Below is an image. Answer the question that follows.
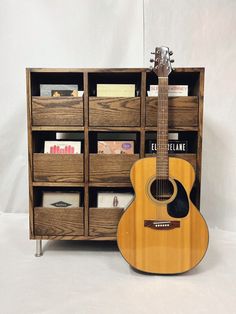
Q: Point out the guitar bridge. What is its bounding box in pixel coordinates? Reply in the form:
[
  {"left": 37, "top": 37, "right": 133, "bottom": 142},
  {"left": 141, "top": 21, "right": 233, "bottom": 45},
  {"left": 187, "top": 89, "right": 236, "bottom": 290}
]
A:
[{"left": 144, "top": 220, "right": 180, "bottom": 230}]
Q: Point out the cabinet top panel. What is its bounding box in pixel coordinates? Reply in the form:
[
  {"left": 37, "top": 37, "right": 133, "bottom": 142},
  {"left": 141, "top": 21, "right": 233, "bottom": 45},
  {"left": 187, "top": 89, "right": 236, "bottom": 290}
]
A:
[{"left": 27, "top": 67, "right": 204, "bottom": 73}]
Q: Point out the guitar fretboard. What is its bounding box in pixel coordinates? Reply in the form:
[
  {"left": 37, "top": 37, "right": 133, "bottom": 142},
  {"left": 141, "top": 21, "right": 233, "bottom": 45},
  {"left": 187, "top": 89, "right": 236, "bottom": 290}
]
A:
[{"left": 156, "top": 77, "right": 169, "bottom": 179}]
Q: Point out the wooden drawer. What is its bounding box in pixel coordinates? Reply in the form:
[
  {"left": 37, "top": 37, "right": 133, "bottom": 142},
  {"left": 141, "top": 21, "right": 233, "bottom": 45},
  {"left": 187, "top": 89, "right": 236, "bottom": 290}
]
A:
[
  {"left": 145, "top": 153, "right": 197, "bottom": 170},
  {"left": 89, "top": 97, "right": 140, "bottom": 126},
  {"left": 34, "top": 207, "right": 84, "bottom": 236},
  {"left": 89, "top": 154, "right": 139, "bottom": 183},
  {"left": 32, "top": 97, "right": 84, "bottom": 126},
  {"left": 146, "top": 97, "right": 198, "bottom": 128},
  {"left": 33, "top": 153, "right": 84, "bottom": 182},
  {"left": 89, "top": 207, "right": 123, "bottom": 237}
]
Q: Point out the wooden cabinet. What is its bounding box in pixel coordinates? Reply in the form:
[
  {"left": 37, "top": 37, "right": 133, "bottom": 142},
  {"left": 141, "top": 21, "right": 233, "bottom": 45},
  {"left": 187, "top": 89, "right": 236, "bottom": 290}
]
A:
[{"left": 26, "top": 68, "right": 204, "bottom": 241}]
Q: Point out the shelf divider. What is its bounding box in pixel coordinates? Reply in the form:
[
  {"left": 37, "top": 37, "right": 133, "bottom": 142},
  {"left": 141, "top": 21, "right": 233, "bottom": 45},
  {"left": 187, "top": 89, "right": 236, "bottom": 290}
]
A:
[{"left": 83, "top": 71, "right": 89, "bottom": 237}]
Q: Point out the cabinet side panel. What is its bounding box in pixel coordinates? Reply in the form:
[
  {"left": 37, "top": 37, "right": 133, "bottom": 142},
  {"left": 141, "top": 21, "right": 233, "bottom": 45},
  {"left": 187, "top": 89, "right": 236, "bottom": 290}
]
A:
[
  {"left": 196, "top": 69, "right": 205, "bottom": 208},
  {"left": 26, "top": 69, "right": 34, "bottom": 238}
]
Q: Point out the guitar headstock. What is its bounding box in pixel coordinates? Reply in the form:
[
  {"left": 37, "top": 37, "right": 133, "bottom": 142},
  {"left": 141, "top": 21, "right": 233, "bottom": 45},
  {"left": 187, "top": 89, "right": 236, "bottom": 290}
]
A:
[{"left": 150, "top": 47, "right": 174, "bottom": 77}]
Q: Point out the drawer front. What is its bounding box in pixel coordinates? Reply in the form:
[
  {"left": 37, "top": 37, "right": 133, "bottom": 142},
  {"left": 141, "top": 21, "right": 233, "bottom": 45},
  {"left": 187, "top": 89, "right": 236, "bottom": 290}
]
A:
[
  {"left": 32, "top": 97, "right": 84, "bottom": 126},
  {"left": 33, "top": 154, "right": 84, "bottom": 182},
  {"left": 89, "top": 154, "right": 139, "bottom": 183},
  {"left": 146, "top": 97, "right": 198, "bottom": 127},
  {"left": 89, "top": 207, "right": 123, "bottom": 237},
  {"left": 34, "top": 207, "right": 84, "bottom": 236},
  {"left": 89, "top": 97, "right": 140, "bottom": 126}
]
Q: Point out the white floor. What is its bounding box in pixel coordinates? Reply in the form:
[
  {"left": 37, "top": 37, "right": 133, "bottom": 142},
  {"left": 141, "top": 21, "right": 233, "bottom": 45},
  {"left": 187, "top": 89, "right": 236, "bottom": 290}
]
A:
[{"left": 0, "top": 213, "right": 236, "bottom": 314}]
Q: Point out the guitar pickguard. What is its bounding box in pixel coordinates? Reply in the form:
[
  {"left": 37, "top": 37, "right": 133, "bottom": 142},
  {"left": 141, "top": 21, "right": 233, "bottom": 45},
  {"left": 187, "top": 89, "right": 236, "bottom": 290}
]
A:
[{"left": 167, "top": 179, "right": 189, "bottom": 218}]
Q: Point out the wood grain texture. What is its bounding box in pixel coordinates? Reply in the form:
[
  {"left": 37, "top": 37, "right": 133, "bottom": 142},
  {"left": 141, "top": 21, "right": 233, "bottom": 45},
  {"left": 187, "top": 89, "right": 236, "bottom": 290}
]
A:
[
  {"left": 26, "top": 69, "right": 34, "bottom": 238},
  {"left": 89, "top": 154, "right": 139, "bottom": 183},
  {"left": 140, "top": 72, "right": 146, "bottom": 159},
  {"left": 32, "top": 126, "right": 84, "bottom": 131},
  {"left": 29, "top": 68, "right": 145, "bottom": 73},
  {"left": 196, "top": 69, "right": 205, "bottom": 207},
  {"left": 83, "top": 71, "right": 89, "bottom": 236},
  {"left": 89, "top": 207, "right": 124, "bottom": 236},
  {"left": 89, "top": 97, "right": 140, "bottom": 126},
  {"left": 28, "top": 67, "right": 204, "bottom": 73},
  {"left": 117, "top": 157, "right": 209, "bottom": 274},
  {"left": 32, "top": 96, "right": 83, "bottom": 126},
  {"left": 145, "top": 126, "right": 198, "bottom": 131},
  {"left": 88, "top": 126, "right": 141, "bottom": 131},
  {"left": 145, "top": 153, "right": 196, "bottom": 170},
  {"left": 34, "top": 207, "right": 84, "bottom": 236},
  {"left": 146, "top": 97, "right": 198, "bottom": 127},
  {"left": 88, "top": 182, "right": 132, "bottom": 187},
  {"left": 27, "top": 68, "right": 204, "bottom": 241},
  {"left": 32, "top": 235, "right": 117, "bottom": 240},
  {"left": 33, "top": 154, "right": 84, "bottom": 182},
  {"left": 32, "top": 182, "right": 84, "bottom": 187}
]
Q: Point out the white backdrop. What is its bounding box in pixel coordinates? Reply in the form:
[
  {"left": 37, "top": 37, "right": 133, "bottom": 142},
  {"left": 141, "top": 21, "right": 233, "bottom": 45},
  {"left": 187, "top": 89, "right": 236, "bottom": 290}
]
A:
[{"left": 0, "top": 0, "right": 235, "bottom": 232}]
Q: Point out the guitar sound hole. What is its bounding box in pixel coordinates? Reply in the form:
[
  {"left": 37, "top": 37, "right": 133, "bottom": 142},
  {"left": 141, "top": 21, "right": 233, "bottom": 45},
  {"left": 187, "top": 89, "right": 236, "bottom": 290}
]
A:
[{"left": 150, "top": 179, "right": 174, "bottom": 202}]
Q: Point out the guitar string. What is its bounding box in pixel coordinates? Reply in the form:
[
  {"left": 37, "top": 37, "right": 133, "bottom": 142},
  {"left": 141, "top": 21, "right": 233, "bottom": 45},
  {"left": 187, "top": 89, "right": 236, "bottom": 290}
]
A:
[
  {"left": 165, "top": 78, "right": 169, "bottom": 202},
  {"left": 156, "top": 76, "right": 169, "bottom": 215},
  {"left": 160, "top": 78, "right": 168, "bottom": 203},
  {"left": 161, "top": 78, "right": 164, "bottom": 202}
]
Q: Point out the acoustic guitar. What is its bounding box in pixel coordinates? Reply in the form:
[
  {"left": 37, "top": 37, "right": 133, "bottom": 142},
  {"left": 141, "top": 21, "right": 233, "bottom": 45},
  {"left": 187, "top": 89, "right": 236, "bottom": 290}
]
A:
[{"left": 117, "top": 47, "right": 209, "bottom": 274}]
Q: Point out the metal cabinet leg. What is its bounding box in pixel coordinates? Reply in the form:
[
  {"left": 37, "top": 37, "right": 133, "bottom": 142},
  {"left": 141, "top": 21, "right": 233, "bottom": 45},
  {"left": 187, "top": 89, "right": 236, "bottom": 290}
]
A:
[{"left": 35, "top": 240, "right": 43, "bottom": 257}]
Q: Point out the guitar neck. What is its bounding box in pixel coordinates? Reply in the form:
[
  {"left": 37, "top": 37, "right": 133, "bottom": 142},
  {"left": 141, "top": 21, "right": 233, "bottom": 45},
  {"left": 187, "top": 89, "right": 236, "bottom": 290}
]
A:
[{"left": 156, "top": 77, "right": 169, "bottom": 179}]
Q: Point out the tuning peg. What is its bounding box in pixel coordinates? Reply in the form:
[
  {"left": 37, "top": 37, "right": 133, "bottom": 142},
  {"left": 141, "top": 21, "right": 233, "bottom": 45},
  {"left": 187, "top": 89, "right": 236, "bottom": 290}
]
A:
[
  {"left": 169, "top": 51, "right": 173, "bottom": 56},
  {"left": 150, "top": 59, "right": 155, "bottom": 63},
  {"left": 170, "top": 59, "right": 175, "bottom": 63},
  {"left": 151, "top": 52, "right": 155, "bottom": 55}
]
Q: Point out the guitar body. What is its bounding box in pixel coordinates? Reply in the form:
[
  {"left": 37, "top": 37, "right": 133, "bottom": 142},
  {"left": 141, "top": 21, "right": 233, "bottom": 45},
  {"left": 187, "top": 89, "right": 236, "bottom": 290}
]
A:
[{"left": 117, "top": 157, "right": 209, "bottom": 274}]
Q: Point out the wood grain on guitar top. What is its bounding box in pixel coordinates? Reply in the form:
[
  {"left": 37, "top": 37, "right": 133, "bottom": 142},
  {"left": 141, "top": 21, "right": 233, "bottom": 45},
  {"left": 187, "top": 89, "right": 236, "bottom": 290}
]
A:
[{"left": 117, "top": 157, "right": 209, "bottom": 274}]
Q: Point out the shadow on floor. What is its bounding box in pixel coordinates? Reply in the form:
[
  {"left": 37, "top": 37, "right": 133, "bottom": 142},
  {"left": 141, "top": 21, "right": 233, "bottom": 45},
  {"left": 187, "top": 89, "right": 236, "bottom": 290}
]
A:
[{"left": 43, "top": 240, "right": 119, "bottom": 253}]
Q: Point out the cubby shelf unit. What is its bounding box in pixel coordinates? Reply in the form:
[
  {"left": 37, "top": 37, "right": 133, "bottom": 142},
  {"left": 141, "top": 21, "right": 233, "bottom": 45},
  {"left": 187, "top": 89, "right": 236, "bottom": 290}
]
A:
[{"left": 26, "top": 67, "right": 204, "bottom": 242}]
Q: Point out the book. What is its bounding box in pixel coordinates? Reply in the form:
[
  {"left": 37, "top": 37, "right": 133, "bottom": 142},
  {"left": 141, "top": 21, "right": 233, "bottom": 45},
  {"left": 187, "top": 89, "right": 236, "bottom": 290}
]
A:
[
  {"left": 42, "top": 191, "right": 80, "bottom": 208},
  {"left": 148, "top": 140, "right": 188, "bottom": 153},
  {"left": 147, "top": 85, "right": 188, "bottom": 97},
  {"left": 97, "top": 141, "right": 134, "bottom": 154},
  {"left": 97, "top": 192, "right": 134, "bottom": 208},
  {"left": 44, "top": 141, "right": 81, "bottom": 154},
  {"left": 40, "top": 84, "right": 83, "bottom": 96},
  {"left": 97, "top": 84, "right": 135, "bottom": 97}
]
